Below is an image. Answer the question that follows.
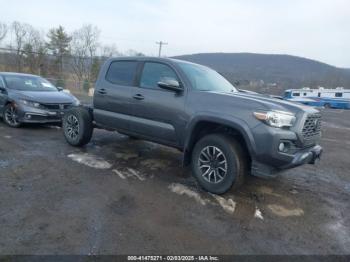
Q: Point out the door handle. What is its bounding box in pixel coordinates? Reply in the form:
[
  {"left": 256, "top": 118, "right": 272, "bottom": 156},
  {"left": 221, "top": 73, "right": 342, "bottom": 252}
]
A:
[
  {"left": 98, "top": 89, "right": 107, "bottom": 95},
  {"left": 133, "top": 94, "right": 145, "bottom": 100}
]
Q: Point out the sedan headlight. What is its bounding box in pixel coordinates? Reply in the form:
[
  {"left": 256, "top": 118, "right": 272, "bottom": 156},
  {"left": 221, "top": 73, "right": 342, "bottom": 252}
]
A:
[
  {"left": 254, "top": 110, "right": 296, "bottom": 128},
  {"left": 18, "top": 100, "right": 41, "bottom": 108}
]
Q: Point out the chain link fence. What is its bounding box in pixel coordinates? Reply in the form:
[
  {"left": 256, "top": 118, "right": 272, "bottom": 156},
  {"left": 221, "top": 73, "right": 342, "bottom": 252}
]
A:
[{"left": 0, "top": 47, "right": 100, "bottom": 97}]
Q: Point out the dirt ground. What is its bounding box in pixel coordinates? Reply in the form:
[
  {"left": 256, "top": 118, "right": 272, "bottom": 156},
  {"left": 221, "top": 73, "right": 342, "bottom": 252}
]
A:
[{"left": 0, "top": 107, "right": 349, "bottom": 255}]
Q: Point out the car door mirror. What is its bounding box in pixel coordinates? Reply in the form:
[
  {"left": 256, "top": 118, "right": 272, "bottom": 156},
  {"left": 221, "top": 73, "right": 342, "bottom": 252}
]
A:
[
  {"left": 0, "top": 86, "right": 6, "bottom": 93},
  {"left": 57, "top": 86, "right": 64, "bottom": 92},
  {"left": 158, "top": 80, "right": 183, "bottom": 92}
]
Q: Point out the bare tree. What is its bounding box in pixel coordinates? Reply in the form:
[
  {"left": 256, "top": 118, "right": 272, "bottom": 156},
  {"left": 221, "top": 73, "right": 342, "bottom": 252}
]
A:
[
  {"left": 23, "top": 27, "right": 47, "bottom": 74},
  {"left": 100, "top": 44, "right": 120, "bottom": 58},
  {"left": 125, "top": 49, "right": 145, "bottom": 57},
  {"left": 11, "top": 21, "right": 30, "bottom": 71},
  {"left": 0, "top": 22, "right": 7, "bottom": 43},
  {"left": 70, "top": 24, "right": 100, "bottom": 83}
]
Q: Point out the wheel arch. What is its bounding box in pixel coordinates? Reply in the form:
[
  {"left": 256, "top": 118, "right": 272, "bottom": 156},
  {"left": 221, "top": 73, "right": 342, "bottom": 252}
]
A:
[{"left": 183, "top": 116, "right": 256, "bottom": 166}]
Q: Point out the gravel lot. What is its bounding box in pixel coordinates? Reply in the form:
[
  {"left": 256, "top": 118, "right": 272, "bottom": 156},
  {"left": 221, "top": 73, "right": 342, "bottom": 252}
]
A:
[{"left": 0, "top": 107, "right": 349, "bottom": 255}]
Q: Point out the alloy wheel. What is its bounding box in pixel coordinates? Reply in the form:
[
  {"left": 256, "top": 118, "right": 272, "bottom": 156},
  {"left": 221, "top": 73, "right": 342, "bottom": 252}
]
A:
[
  {"left": 4, "top": 106, "right": 19, "bottom": 126},
  {"left": 66, "top": 115, "right": 80, "bottom": 140},
  {"left": 198, "top": 146, "right": 228, "bottom": 184}
]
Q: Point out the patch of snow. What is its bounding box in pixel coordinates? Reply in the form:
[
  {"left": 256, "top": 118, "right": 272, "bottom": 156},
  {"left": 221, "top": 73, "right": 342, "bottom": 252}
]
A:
[
  {"left": 112, "top": 169, "right": 126, "bottom": 179},
  {"left": 126, "top": 168, "right": 145, "bottom": 181},
  {"left": 211, "top": 194, "right": 236, "bottom": 214},
  {"left": 169, "top": 183, "right": 209, "bottom": 206},
  {"left": 115, "top": 152, "right": 138, "bottom": 161},
  {"left": 254, "top": 208, "right": 264, "bottom": 220},
  {"left": 68, "top": 153, "right": 112, "bottom": 169},
  {"left": 267, "top": 204, "right": 304, "bottom": 217}
]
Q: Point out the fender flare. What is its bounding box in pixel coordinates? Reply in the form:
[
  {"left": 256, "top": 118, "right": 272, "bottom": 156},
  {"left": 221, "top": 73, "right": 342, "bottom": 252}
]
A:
[{"left": 182, "top": 113, "right": 257, "bottom": 165}]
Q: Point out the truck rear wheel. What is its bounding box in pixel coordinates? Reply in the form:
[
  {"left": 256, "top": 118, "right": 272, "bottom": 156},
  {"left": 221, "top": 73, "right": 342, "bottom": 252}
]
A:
[
  {"left": 191, "top": 134, "right": 247, "bottom": 194},
  {"left": 62, "top": 107, "right": 93, "bottom": 147}
]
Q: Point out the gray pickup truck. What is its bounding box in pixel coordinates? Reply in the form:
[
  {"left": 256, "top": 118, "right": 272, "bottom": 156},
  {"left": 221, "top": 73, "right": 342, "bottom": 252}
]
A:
[{"left": 62, "top": 57, "right": 323, "bottom": 194}]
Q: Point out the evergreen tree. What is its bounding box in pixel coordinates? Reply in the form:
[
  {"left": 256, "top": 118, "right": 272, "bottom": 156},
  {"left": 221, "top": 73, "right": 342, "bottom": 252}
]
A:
[
  {"left": 90, "top": 57, "right": 101, "bottom": 83},
  {"left": 46, "top": 26, "right": 71, "bottom": 78}
]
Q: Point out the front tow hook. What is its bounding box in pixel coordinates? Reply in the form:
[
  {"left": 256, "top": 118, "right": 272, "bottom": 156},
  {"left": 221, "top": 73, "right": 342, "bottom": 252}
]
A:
[{"left": 310, "top": 146, "right": 323, "bottom": 164}]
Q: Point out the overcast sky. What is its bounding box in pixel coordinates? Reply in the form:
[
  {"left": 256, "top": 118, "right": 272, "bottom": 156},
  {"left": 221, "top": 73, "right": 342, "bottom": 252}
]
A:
[{"left": 0, "top": 0, "right": 349, "bottom": 67}]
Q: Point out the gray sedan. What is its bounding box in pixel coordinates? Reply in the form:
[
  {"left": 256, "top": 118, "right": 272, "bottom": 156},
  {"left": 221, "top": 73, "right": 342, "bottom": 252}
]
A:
[{"left": 0, "top": 72, "right": 80, "bottom": 127}]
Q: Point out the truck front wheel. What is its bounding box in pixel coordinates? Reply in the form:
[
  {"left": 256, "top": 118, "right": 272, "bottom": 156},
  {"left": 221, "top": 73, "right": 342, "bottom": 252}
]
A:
[
  {"left": 191, "top": 134, "right": 247, "bottom": 194},
  {"left": 62, "top": 107, "right": 93, "bottom": 147}
]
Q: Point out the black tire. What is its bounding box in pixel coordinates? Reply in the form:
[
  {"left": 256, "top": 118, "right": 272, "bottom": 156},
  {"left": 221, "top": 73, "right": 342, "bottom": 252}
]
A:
[
  {"left": 3, "top": 104, "right": 21, "bottom": 128},
  {"left": 324, "top": 103, "right": 331, "bottom": 109},
  {"left": 191, "top": 134, "right": 247, "bottom": 194},
  {"left": 62, "top": 107, "right": 93, "bottom": 147}
]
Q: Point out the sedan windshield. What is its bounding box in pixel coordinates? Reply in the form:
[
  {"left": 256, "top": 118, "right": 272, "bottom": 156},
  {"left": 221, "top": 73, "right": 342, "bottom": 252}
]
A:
[
  {"left": 3, "top": 75, "right": 57, "bottom": 91},
  {"left": 177, "top": 62, "right": 237, "bottom": 93}
]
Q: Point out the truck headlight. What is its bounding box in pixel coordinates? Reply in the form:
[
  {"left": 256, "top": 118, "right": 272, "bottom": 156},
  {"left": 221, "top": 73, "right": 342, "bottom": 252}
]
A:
[
  {"left": 254, "top": 110, "right": 296, "bottom": 128},
  {"left": 18, "top": 100, "right": 41, "bottom": 108}
]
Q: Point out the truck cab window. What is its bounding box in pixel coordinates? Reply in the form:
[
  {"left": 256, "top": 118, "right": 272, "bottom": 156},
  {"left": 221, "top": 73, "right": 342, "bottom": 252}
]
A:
[
  {"left": 106, "top": 61, "right": 138, "bottom": 86},
  {"left": 140, "top": 62, "right": 178, "bottom": 89}
]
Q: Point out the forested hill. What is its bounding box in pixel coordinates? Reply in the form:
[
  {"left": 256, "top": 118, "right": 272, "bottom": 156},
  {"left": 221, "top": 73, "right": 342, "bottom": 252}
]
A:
[{"left": 173, "top": 53, "right": 350, "bottom": 94}]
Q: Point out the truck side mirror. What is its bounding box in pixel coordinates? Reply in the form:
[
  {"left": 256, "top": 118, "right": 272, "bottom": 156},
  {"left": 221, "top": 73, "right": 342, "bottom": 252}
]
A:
[{"left": 158, "top": 80, "right": 183, "bottom": 92}]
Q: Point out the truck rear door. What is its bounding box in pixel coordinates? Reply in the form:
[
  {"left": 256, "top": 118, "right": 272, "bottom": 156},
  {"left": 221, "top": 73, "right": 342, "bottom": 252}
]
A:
[{"left": 93, "top": 60, "right": 140, "bottom": 131}]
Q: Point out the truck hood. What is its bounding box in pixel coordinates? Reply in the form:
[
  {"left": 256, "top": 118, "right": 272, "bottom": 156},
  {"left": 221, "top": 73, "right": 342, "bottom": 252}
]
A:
[
  {"left": 214, "top": 91, "right": 319, "bottom": 115},
  {"left": 9, "top": 90, "right": 76, "bottom": 104},
  {"left": 232, "top": 92, "right": 316, "bottom": 112}
]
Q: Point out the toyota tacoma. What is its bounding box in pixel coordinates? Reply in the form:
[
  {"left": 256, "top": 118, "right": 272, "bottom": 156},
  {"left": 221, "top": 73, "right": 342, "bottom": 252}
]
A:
[{"left": 62, "top": 57, "right": 323, "bottom": 194}]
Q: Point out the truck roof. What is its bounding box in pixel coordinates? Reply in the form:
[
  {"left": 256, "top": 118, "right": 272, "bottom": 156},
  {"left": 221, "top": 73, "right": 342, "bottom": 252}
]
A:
[{"left": 106, "top": 56, "right": 197, "bottom": 66}]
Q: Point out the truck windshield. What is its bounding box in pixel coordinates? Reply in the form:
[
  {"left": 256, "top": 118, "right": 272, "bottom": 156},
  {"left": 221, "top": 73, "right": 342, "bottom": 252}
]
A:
[
  {"left": 177, "top": 62, "right": 237, "bottom": 93},
  {"left": 3, "top": 75, "right": 57, "bottom": 92}
]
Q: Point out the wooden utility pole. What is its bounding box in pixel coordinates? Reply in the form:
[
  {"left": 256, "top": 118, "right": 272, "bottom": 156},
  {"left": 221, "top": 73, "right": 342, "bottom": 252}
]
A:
[{"left": 156, "top": 41, "right": 168, "bottom": 57}]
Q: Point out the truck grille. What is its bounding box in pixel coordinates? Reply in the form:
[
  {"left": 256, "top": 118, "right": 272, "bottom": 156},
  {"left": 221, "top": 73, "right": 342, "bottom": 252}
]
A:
[{"left": 302, "top": 114, "right": 322, "bottom": 139}]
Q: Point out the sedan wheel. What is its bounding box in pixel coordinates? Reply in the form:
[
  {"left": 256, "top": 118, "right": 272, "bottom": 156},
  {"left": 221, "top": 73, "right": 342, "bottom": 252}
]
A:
[{"left": 3, "top": 104, "right": 21, "bottom": 128}]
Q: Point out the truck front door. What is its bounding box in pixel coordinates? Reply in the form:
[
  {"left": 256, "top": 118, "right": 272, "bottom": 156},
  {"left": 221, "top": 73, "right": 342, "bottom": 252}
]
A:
[{"left": 128, "top": 61, "right": 187, "bottom": 146}]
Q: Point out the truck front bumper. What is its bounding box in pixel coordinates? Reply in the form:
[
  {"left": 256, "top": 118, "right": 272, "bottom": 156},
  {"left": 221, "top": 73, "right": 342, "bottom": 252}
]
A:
[
  {"left": 251, "top": 144, "right": 323, "bottom": 178},
  {"left": 280, "top": 144, "right": 323, "bottom": 169},
  {"left": 250, "top": 122, "right": 323, "bottom": 178}
]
